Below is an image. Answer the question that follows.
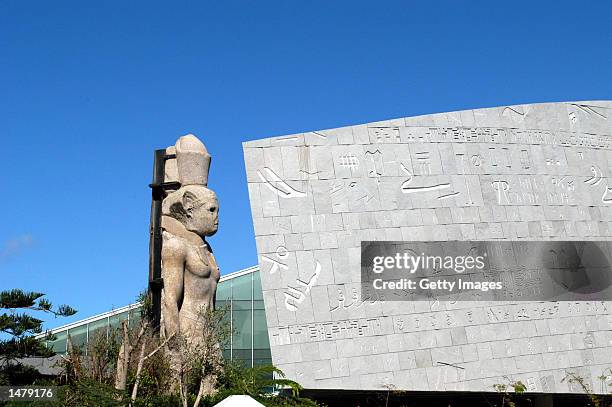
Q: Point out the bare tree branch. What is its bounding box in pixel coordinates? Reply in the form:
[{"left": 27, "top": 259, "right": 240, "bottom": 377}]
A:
[
  {"left": 130, "top": 336, "right": 148, "bottom": 403},
  {"left": 144, "top": 332, "right": 175, "bottom": 362},
  {"left": 131, "top": 332, "right": 175, "bottom": 403}
]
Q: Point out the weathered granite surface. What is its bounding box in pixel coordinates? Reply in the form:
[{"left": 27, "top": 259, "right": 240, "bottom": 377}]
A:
[
  {"left": 243, "top": 101, "right": 612, "bottom": 393},
  {"left": 161, "top": 135, "right": 220, "bottom": 344}
]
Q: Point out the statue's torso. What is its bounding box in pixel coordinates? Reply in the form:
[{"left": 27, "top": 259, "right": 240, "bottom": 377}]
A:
[
  {"left": 161, "top": 216, "right": 220, "bottom": 317},
  {"left": 182, "top": 239, "right": 220, "bottom": 310}
]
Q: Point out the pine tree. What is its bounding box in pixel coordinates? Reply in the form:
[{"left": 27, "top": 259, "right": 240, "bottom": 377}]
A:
[{"left": 0, "top": 288, "right": 76, "bottom": 384}]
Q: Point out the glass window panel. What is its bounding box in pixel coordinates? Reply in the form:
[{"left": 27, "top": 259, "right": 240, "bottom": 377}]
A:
[
  {"left": 253, "top": 300, "right": 265, "bottom": 310},
  {"left": 231, "top": 274, "right": 252, "bottom": 301},
  {"left": 254, "top": 358, "right": 272, "bottom": 367},
  {"left": 68, "top": 325, "right": 87, "bottom": 352},
  {"left": 253, "top": 348, "right": 271, "bottom": 360},
  {"left": 216, "top": 279, "right": 231, "bottom": 301},
  {"left": 108, "top": 312, "right": 129, "bottom": 341},
  {"left": 220, "top": 311, "right": 232, "bottom": 343},
  {"left": 253, "top": 271, "right": 263, "bottom": 300},
  {"left": 233, "top": 300, "right": 251, "bottom": 311},
  {"left": 215, "top": 300, "right": 230, "bottom": 315},
  {"left": 222, "top": 349, "right": 231, "bottom": 361},
  {"left": 108, "top": 325, "right": 122, "bottom": 341},
  {"left": 87, "top": 318, "right": 108, "bottom": 342},
  {"left": 253, "top": 310, "right": 269, "bottom": 349},
  {"left": 232, "top": 349, "right": 251, "bottom": 367},
  {"left": 108, "top": 312, "right": 129, "bottom": 331},
  {"left": 231, "top": 349, "right": 251, "bottom": 359},
  {"left": 232, "top": 309, "right": 252, "bottom": 350},
  {"left": 49, "top": 331, "right": 67, "bottom": 354},
  {"left": 129, "top": 309, "right": 141, "bottom": 329}
]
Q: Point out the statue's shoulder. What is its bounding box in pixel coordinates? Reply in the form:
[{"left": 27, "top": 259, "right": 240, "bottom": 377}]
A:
[{"left": 161, "top": 230, "right": 188, "bottom": 259}]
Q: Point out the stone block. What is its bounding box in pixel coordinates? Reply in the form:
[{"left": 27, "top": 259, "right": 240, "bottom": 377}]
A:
[{"left": 244, "top": 101, "right": 612, "bottom": 393}]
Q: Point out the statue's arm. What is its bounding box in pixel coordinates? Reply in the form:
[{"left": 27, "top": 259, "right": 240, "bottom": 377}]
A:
[{"left": 161, "top": 233, "right": 185, "bottom": 338}]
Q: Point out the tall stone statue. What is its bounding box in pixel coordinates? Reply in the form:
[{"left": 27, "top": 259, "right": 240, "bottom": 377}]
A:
[{"left": 160, "top": 135, "right": 220, "bottom": 344}]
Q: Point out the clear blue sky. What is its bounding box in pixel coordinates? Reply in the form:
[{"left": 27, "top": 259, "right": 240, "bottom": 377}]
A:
[{"left": 1, "top": 1, "right": 610, "bottom": 329}]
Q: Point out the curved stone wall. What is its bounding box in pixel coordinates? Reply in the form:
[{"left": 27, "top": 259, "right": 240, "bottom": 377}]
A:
[{"left": 243, "top": 101, "right": 612, "bottom": 393}]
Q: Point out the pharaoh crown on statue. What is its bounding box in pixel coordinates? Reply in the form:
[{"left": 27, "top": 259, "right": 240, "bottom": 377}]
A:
[{"left": 175, "top": 134, "right": 211, "bottom": 187}]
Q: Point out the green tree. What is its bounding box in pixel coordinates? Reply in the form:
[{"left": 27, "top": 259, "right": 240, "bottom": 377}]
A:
[
  {"left": 0, "top": 288, "right": 76, "bottom": 385},
  {"left": 493, "top": 376, "right": 528, "bottom": 407},
  {"left": 0, "top": 288, "right": 323, "bottom": 406}
]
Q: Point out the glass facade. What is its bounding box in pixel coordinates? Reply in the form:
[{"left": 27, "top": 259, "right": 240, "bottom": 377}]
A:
[
  {"left": 217, "top": 267, "right": 271, "bottom": 367},
  {"left": 44, "top": 267, "right": 271, "bottom": 367}
]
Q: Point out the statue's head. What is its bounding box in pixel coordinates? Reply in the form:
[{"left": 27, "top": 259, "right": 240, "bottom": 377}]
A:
[
  {"left": 163, "top": 185, "right": 219, "bottom": 236},
  {"left": 161, "top": 134, "right": 219, "bottom": 236}
]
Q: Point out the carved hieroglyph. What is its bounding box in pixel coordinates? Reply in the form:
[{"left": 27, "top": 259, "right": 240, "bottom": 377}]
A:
[
  {"left": 161, "top": 135, "right": 220, "bottom": 344},
  {"left": 243, "top": 101, "right": 612, "bottom": 393}
]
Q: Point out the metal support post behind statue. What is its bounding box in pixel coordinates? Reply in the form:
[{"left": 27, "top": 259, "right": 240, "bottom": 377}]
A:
[{"left": 148, "top": 149, "right": 177, "bottom": 332}]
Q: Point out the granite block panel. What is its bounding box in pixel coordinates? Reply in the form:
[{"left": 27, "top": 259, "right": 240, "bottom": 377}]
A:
[{"left": 244, "top": 101, "right": 612, "bottom": 393}]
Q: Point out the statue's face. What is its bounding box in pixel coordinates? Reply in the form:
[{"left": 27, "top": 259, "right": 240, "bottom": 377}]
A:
[
  {"left": 182, "top": 186, "right": 219, "bottom": 237},
  {"left": 191, "top": 194, "right": 219, "bottom": 236}
]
